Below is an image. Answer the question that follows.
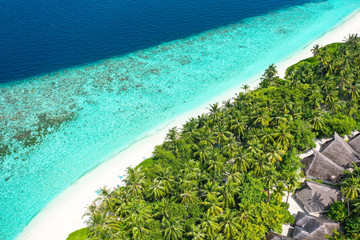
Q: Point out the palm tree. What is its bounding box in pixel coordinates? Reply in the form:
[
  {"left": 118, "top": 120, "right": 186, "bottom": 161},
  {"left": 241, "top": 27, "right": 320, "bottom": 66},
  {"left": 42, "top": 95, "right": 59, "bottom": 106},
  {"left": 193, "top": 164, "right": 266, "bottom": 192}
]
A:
[
  {"left": 226, "top": 171, "right": 243, "bottom": 184},
  {"left": 149, "top": 179, "right": 166, "bottom": 200},
  {"left": 186, "top": 225, "right": 206, "bottom": 240},
  {"left": 128, "top": 220, "right": 151, "bottom": 240},
  {"left": 162, "top": 218, "right": 184, "bottom": 240},
  {"left": 345, "top": 81, "right": 360, "bottom": 100},
  {"left": 260, "top": 130, "right": 275, "bottom": 145},
  {"left": 272, "top": 126, "right": 293, "bottom": 150},
  {"left": 311, "top": 44, "right": 321, "bottom": 57},
  {"left": 124, "top": 167, "right": 148, "bottom": 198},
  {"left": 263, "top": 164, "right": 279, "bottom": 202},
  {"left": 166, "top": 127, "right": 180, "bottom": 143},
  {"left": 253, "top": 112, "right": 271, "bottom": 127},
  {"left": 182, "top": 118, "right": 199, "bottom": 141},
  {"left": 222, "top": 135, "right": 238, "bottom": 158},
  {"left": 219, "top": 209, "right": 241, "bottom": 239},
  {"left": 200, "top": 214, "right": 220, "bottom": 239},
  {"left": 325, "top": 228, "right": 347, "bottom": 240},
  {"left": 85, "top": 208, "right": 114, "bottom": 240},
  {"left": 202, "top": 193, "right": 224, "bottom": 216},
  {"left": 237, "top": 202, "right": 255, "bottom": 225},
  {"left": 220, "top": 183, "right": 237, "bottom": 208},
  {"left": 271, "top": 116, "right": 288, "bottom": 128},
  {"left": 308, "top": 112, "right": 325, "bottom": 131},
  {"left": 272, "top": 181, "right": 286, "bottom": 203},
  {"left": 242, "top": 84, "right": 250, "bottom": 92},
  {"left": 208, "top": 103, "right": 222, "bottom": 122},
  {"left": 122, "top": 200, "right": 152, "bottom": 224},
  {"left": 155, "top": 198, "right": 172, "bottom": 220},
  {"left": 318, "top": 49, "right": 331, "bottom": 77},
  {"left": 213, "top": 124, "right": 231, "bottom": 146},
  {"left": 229, "top": 117, "right": 246, "bottom": 141},
  {"left": 231, "top": 150, "right": 253, "bottom": 172},
  {"left": 247, "top": 138, "right": 264, "bottom": 158},
  {"left": 265, "top": 143, "right": 285, "bottom": 164},
  {"left": 202, "top": 181, "right": 222, "bottom": 198},
  {"left": 175, "top": 189, "right": 200, "bottom": 206},
  {"left": 341, "top": 176, "right": 360, "bottom": 216},
  {"left": 284, "top": 172, "right": 300, "bottom": 207},
  {"left": 327, "top": 100, "right": 342, "bottom": 113},
  {"left": 194, "top": 144, "right": 211, "bottom": 164},
  {"left": 207, "top": 159, "right": 225, "bottom": 177}
]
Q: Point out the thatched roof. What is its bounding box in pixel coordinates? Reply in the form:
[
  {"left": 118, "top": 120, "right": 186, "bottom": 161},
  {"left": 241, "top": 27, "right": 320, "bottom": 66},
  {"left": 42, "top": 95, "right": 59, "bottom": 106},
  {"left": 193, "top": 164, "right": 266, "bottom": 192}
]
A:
[
  {"left": 348, "top": 133, "right": 360, "bottom": 157},
  {"left": 295, "top": 181, "right": 341, "bottom": 214},
  {"left": 293, "top": 211, "right": 340, "bottom": 240},
  {"left": 266, "top": 232, "right": 295, "bottom": 240},
  {"left": 302, "top": 150, "right": 344, "bottom": 183},
  {"left": 320, "top": 133, "right": 360, "bottom": 168}
]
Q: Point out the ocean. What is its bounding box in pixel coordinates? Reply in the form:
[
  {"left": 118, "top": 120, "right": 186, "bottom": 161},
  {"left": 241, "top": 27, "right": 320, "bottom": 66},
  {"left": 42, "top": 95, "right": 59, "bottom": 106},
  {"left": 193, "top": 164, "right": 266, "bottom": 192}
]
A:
[{"left": 0, "top": 0, "right": 359, "bottom": 239}]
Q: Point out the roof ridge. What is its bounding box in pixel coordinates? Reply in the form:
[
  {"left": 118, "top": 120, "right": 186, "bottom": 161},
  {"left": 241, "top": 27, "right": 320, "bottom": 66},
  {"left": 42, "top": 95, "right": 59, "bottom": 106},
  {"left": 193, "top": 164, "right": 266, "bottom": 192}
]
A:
[
  {"left": 312, "top": 149, "right": 344, "bottom": 171},
  {"left": 331, "top": 132, "right": 357, "bottom": 156},
  {"left": 306, "top": 180, "right": 339, "bottom": 192}
]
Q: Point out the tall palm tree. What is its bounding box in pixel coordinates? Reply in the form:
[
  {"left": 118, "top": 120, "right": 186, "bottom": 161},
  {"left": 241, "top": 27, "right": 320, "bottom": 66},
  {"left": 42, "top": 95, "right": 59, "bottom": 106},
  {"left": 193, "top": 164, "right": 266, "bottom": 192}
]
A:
[
  {"left": 85, "top": 208, "right": 113, "bottom": 240},
  {"left": 149, "top": 179, "right": 166, "bottom": 200},
  {"left": 231, "top": 150, "right": 253, "bottom": 172},
  {"left": 242, "top": 84, "right": 250, "bottom": 92},
  {"left": 220, "top": 183, "right": 237, "bottom": 208},
  {"left": 272, "top": 126, "right": 293, "bottom": 150},
  {"left": 186, "top": 225, "right": 206, "bottom": 240},
  {"left": 308, "top": 112, "right": 325, "bottom": 131},
  {"left": 200, "top": 214, "right": 220, "bottom": 239},
  {"left": 229, "top": 117, "right": 246, "bottom": 141},
  {"left": 265, "top": 143, "right": 285, "bottom": 164},
  {"left": 202, "top": 193, "right": 224, "bottom": 216},
  {"left": 311, "top": 44, "right": 321, "bottom": 57},
  {"left": 341, "top": 177, "right": 360, "bottom": 216},
  {"left": 219, "top": 209, "right": 241, "bottom": 239},
  {"left": 162, "top": 218, "right": 184, "bottom": 240},
  {"left": 175, "top": 189, "right": 200, "bottom": 206},
  {"left": 222, "top": 135, "right": 238, "bottom": 158}
]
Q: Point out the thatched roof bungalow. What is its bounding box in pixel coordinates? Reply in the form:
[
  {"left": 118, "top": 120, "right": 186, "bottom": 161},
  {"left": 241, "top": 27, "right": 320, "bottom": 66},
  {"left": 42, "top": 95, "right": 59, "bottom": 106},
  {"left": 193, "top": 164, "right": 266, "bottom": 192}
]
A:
[
  {"left": 320, "top": 133, "right": 359, "bottom": 168},
  {"left": 292, "top": 211, "right": 340, "bottom": 240},
  {"left": 295, "top": 181, "right": 341, "bottom": 215},
  {"left": 266, "top": 232, "right": 295, "bottom": 240},
  {"left": 302, "top": 150, "right": 344, "bottom": 183},
  {"left": 348, "top": 133, "right": 360, "bottom": 157}
]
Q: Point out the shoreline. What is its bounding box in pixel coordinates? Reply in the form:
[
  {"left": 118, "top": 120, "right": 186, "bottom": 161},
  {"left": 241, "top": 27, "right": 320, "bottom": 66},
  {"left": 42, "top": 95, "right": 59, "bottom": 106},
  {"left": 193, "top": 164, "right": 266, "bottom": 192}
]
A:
[{"left": 16, "top": 9, "right": 360, "bottom": 240}]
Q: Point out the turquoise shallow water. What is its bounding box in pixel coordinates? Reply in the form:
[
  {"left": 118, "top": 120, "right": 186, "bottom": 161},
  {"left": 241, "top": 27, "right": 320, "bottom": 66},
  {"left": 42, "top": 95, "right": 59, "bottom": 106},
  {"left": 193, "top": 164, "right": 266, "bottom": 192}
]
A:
[{"left": 1, "top": 0, "right": 360, "bottom": 239}]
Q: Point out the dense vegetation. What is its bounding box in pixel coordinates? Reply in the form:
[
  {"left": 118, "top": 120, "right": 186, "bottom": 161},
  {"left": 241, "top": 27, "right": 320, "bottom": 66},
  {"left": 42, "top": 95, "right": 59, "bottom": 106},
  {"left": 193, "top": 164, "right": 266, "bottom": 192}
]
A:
[
  {"left": 72, "top": 35, "right": 360, "bottom": 240},
  {"left": 327, "top": 164, "right": 360, "bottom": 240}
]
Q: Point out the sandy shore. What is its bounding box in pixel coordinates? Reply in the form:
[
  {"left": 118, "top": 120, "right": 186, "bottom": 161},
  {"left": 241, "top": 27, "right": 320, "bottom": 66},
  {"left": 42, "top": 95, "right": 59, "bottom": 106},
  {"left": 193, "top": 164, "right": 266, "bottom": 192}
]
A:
[{"left": 16, "top": 9, "right": 360, "bottom": 240}]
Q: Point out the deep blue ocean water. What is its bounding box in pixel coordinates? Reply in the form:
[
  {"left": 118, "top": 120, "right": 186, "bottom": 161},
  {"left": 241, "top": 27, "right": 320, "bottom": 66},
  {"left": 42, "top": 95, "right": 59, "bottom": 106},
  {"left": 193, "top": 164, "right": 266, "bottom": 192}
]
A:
[
  {"left": 0, "top": 0, "right": 316, "bottom": 83},
  {"left": 1, "top": 0, "right": 360, "bottom": 239}
]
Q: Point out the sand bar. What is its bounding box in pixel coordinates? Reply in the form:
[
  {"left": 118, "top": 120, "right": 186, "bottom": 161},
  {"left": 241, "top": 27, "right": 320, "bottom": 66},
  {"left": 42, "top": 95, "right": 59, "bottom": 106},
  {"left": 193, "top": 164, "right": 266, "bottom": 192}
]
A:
[{"left": 16, "top": 8, "right": 360, "bottom": 240}]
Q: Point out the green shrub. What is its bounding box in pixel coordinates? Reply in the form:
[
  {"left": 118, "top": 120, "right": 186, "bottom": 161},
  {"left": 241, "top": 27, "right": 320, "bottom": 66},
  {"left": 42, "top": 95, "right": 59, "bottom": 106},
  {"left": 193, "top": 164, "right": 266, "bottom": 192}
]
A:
[
  {"left": 67, "top": 228, "right": 89, "bottom": 240},
  {"left": 328, "top": 201, "right": 347, "bottom": 223}
]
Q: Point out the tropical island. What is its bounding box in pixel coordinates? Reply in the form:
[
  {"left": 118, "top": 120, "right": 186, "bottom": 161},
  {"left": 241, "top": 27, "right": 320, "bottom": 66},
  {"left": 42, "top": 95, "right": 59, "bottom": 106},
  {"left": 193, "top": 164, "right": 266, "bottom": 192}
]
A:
[{"left": 66, "top": 36, "right": 360, "bottom": 240}]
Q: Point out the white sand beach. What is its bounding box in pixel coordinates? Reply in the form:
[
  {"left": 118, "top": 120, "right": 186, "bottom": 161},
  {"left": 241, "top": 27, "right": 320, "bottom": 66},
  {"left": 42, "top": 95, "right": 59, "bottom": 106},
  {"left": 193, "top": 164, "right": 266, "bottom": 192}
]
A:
[{"left": 16, "top": 9, "right": 360, "bottom": 240}]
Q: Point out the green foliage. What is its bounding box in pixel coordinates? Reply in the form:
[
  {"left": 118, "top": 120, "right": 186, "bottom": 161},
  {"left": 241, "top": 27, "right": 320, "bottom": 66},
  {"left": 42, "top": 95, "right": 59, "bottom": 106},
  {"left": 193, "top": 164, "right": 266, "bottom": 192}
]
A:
[
  {"left": 135, "top": 157, "right": 155, "bottom": 170},
  {"left": 321, "top": 113, "right": 357, "bottom": 136},
  {"left": 67, "top": 228, "right": 90, "bottom": 240},
  {"left": 291, "top": 119, "right": 316, "bottom": 151},
  {"left": 315, "top": 179, "right": 324, "bottom": 184},
  {"left": 329, "top": 164, "right": 360, "bottom": 239},
  {"left": 328, "top": 201, "right": 347, "bottom": 223}
]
